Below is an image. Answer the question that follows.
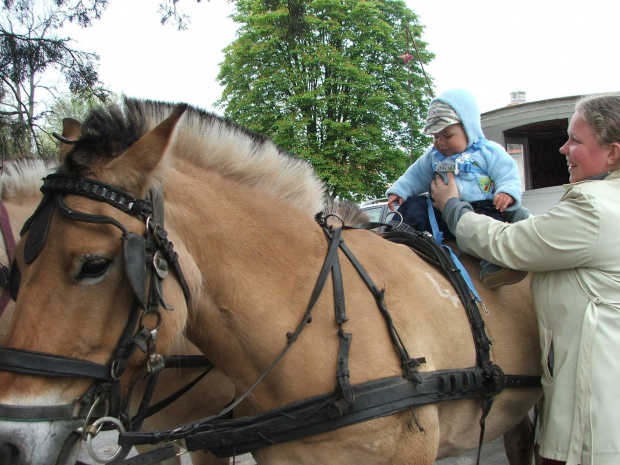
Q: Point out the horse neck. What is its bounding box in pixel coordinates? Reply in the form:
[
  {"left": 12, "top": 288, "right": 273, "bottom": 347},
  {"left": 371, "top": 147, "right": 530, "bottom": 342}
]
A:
[{"left": 163, "top": 166, "right": 328, "bottom": 381}]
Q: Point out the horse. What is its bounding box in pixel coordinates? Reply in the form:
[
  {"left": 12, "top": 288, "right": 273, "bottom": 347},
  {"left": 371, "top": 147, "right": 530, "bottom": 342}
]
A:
[
  {"left": 0, "top": 158, "right": 234, "bottom": 465},
  {"left": 0, "top": 99, "right": 542, "bottom": 465}
]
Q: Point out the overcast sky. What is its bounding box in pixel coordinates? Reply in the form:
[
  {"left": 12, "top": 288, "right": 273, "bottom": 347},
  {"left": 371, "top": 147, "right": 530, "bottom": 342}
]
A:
[{"left": 61, "top": 0, "right": 619, "bottom": 114}]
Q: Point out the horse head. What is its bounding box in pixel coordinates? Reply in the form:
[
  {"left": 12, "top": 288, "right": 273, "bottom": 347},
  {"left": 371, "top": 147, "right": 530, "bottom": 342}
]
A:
[{"left": 0, "top": 102, "right": 194, "bottom": 465}]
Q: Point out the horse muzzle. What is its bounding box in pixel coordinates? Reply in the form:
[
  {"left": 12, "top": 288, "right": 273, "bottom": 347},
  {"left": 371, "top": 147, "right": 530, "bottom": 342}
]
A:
[{"left": 0, "top": 419, "right": 82, "bottom": 465}]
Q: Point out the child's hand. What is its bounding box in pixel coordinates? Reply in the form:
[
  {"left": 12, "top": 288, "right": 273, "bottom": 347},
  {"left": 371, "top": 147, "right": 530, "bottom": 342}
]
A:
[
  {"left": 387, "top": 194, "right": 404, "bottom": 211},
  {"left": 493, "top": 193, "right": 515, "bottom": 212}
]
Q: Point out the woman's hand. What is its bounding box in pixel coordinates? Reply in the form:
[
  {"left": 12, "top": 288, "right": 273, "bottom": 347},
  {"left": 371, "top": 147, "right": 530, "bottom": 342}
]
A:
[
  {"left": 387, "top": 194, "right": 403, "bottom": 211},
  {"left": 431, "top": 172, "right": 459, "bottom": 212}
]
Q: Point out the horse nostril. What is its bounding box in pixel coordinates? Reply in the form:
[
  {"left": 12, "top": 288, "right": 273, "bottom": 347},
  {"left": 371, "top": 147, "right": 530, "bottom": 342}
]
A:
[{"left": 0, "top": 443, "right": 21, "bottom": 465}]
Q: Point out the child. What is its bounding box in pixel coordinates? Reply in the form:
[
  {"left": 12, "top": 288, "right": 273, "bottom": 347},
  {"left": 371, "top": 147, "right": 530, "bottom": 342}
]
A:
[{"left": 386, "top": 88, "right": 528, "bottom": 289}]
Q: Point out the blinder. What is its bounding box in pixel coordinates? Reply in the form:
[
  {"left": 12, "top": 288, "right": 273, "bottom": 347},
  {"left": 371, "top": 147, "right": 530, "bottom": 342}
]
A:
[
  {"left": 5, "top": 193, "right": 57, "bottom": 302},
  {"left": 123, "top": 232, "right": 148, "bottom": 310},
  {"left": 23, "top": 194, "right": 56, "bottom": 265}
]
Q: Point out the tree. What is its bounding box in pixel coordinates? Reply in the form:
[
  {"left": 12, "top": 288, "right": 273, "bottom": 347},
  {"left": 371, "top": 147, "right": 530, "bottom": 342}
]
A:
[
  {"left": 2, "top": 0, "right": 219, "bottom": 31},
  {"left": 217, "top": 0, "right": 433, "bottom": 201},
  {"left": 0, "top": 0, "right": 109, "bottom": 159},
  {"left": 0, "top": 0, "right": 234, "bottom": 160},
  {"left": 35, "top": 91, "right": 115, "bottom": 158}
]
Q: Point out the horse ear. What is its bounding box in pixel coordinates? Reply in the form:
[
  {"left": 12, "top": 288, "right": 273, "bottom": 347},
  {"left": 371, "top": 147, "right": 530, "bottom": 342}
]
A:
[
  {"left": 59, "top": 118, "right": 82, "bottom": 161},
  {"left": 107, "top": 103, "right": 188, "bottom": 195}
]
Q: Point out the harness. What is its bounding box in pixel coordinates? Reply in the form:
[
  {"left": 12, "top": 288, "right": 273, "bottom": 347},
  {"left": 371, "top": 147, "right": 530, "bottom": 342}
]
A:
[
  {"left": 431, "top": 141, "right": 495, "bottom": 198},
  {"left": 116, "top": 218, "right": 540, "bottom": 464},
  {"left": 0, "top": 175, "right": 541, "bottom": 465},
  {"left": 433, "top": 155, "right": 474, "bottom": 175}
]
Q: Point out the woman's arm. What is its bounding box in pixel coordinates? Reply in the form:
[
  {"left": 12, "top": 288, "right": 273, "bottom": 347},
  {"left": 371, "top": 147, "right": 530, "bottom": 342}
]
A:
[{"left": 432, "top": 173, "right": 597, "bottom": 272}]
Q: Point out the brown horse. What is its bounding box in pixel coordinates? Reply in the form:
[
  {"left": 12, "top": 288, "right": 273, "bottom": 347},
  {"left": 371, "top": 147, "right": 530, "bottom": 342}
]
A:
[
  {"left": 0, "top": 159, "right": 233, "bottom": 465},
  {"left": 0, "top": 100, "right": 541, "bottom": 465}
]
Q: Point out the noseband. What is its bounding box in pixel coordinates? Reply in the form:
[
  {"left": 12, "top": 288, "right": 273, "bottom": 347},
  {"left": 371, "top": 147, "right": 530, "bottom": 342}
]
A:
[{"left": 0, "top": 173, "right": 191, "bottom": 461}]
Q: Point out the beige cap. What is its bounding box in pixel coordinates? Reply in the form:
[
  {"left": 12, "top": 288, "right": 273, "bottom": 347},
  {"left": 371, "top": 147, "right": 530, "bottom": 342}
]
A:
[{"left": 423, "top": 101, "right": 460, "bottom": 135}]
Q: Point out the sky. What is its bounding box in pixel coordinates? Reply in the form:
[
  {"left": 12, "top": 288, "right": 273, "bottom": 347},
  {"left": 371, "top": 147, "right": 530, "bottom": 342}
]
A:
[{"left": 60, "top": 0, "right": 620, "bottom": 115}]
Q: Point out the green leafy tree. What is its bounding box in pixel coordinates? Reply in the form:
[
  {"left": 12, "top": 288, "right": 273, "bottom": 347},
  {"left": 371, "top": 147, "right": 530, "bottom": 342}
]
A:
[
  {"left": 0, "top": 0, "right": 109, "bottom": 159},
  {"left": 36, "top": 91, "right": 112, "bottom": 158},
  {"left": 2, "top": 0, "right": 109, "bottom": 27},
  {"left": 3, "top": 0, "right": 221, "bottom": 31},
  {"left": 217, "top": 0, "right": 433, "bottom": 201},
  {"left": 0, "top": 0, "right": 218, "bottom": 160}
]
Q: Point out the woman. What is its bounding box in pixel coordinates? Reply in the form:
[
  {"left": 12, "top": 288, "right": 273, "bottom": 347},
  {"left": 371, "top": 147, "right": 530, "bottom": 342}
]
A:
[{"left": 431, "top": 93, "right": 620, "bottom": 465}]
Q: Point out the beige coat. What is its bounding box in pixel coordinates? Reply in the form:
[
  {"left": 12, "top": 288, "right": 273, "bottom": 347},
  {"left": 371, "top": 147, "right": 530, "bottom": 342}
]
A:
[{"left": 454, "top": 169, "right": 620, "bottom": 465}]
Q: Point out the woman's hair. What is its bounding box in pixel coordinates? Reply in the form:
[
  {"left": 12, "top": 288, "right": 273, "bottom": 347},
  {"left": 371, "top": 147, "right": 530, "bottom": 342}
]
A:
[{"left": 576, "top": 92, "right": 620, "bottom": 145}]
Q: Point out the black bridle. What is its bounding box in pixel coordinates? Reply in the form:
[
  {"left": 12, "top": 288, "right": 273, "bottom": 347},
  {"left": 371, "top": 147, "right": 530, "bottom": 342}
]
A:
[{"left": 0, "top": 173, "right": 192, "bottom": 463}]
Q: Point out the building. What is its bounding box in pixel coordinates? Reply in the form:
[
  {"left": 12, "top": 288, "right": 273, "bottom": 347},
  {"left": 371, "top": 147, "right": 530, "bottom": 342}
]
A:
[{"left": 481, "top": 93, "right": 580, "bottom": 192}]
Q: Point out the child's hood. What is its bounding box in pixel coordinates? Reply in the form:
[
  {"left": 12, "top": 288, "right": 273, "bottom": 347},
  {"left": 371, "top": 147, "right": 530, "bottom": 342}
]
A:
[{"left": 431, "top": 89, "right": 484, "bottom": 150}]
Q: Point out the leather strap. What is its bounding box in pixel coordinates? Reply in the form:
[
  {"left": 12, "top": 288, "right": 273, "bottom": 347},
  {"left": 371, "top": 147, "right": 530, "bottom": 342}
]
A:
[
  {"left": 179, "top": 369, "right": 503, "bottom": 457},
  {"left": 117, "top": 444, "right": 178, "bottom": 465},
  {"left": 0, "top": 346, "right": 109, "bottom": 380}
]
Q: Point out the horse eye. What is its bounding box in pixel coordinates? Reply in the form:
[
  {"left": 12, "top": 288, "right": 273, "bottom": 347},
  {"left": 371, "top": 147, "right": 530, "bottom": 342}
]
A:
[{"left": 78, "top": 258, "right": 110, "bottom": 280}]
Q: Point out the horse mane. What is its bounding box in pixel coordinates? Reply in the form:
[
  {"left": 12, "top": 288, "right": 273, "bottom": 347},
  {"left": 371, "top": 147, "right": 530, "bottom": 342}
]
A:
[
  {"left": 0, "top": 158, "right": 57, "bottom": 201},
  {"left": 64, "top": 98, "right": 327, "bottom": 216}
]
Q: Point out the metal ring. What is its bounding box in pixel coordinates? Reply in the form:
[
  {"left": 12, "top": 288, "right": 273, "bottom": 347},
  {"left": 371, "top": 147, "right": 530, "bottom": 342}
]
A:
[
  {"left": 139, "top": 309, "right": 162, "bottom": 332},
  {"left": 324, "top": 213, "right": 344, "bottom": 228},
  {"left": 86, "top": 416, "right": 126, "bottom": 463},
  {"left": 77, "top": 396, "right": 109, "bottom": 439},
  {"left": 110, "top": 358, "right": 123, "bottom": 381},
  {"left": 385, "top": 211, "right": 403, "bottom": 228}
]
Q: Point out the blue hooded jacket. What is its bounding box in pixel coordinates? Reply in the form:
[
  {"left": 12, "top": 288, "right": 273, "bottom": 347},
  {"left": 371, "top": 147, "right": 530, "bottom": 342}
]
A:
[{"left": 386, "top": 88, "right": 522, "bottom": 210}]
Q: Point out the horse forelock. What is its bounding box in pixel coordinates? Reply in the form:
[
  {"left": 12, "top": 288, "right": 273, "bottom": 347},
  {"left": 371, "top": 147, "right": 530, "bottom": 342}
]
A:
[
  {"left": 0, "top": 159, "right": 57, "bottom": 201},
  {"left": 63, "top": 102, "right": 146, "bottom": 178},
  {"left": 63, "top": 98, "right": 326, "bottom": 216}
]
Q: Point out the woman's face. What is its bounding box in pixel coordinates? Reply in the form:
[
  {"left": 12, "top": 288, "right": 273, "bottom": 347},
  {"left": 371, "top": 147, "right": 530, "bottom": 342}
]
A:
[{"left": 560, "top": 111, "right": 612, "bottom": 183}]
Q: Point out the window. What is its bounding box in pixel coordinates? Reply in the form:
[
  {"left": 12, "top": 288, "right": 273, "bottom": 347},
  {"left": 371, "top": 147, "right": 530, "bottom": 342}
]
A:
[{"left": 506, "top": 140, "right": 528, "bottom": 191}]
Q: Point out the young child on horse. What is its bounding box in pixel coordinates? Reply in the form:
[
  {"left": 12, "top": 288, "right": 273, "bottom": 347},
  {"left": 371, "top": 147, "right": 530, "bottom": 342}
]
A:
[{"left": 386, "top": 88, "right": 528, "bottom": 289}]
